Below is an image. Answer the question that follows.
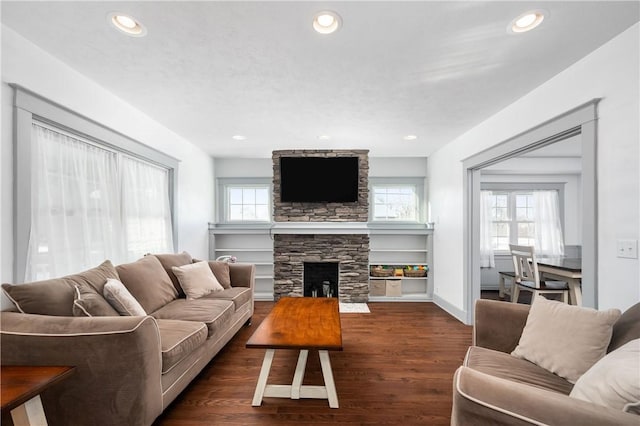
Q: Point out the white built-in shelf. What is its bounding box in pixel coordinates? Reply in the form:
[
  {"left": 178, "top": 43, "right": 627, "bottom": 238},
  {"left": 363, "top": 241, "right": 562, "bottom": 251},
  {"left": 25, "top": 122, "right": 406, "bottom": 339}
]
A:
[
  {"left": 214, "top": 248, "right": 272, "bottom": 252},
  {"left": 210, "top": 222, "right": 434, "bottom": 303},
  {"left": 370, "top": 249, "right": 428, "bottom": 253}
]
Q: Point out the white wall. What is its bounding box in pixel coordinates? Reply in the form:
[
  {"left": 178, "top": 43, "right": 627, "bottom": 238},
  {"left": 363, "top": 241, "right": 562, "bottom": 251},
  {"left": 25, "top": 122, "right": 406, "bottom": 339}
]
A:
[
  {"left": 429, "top": 23, "right": 639, "bottom": 316},
  {"left": 214, "top": 158, "right": 272, "bottom": 178},
  {"left": 213, "top": 156, "right": 429, "bottom": 179},
  {"left": 1, "top": 26, "right": 215, "bottom": 303},
  {"left": 369, "top": 157, "right": 428, "bottom": 177}
]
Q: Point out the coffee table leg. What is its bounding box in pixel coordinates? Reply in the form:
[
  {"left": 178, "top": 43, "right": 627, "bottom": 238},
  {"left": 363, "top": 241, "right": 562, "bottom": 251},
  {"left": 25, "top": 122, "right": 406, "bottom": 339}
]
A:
[
  {"left": 11, "top": 395, "right": 48, "bottom": 426},
  {"left": 319, "top": 350, "right": 339, "bottom": 408},
  {"left": 291, "top": 350, "right": 308, "bottom": 399},
  {"left": 252, "top": 349, "right": 275, "bottom": 406}
]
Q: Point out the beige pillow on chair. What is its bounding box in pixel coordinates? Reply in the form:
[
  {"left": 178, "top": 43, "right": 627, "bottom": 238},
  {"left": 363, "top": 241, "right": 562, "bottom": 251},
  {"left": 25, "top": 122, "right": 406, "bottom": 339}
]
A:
[
  {"left": 570, "top": 338, "right": 640, "bottom": 414},
  {"left": 511, "top": 296, "right": 621, "bottom": 383},
  {"left": 172, "top": 261, "right": 224, "bottom": 299}
]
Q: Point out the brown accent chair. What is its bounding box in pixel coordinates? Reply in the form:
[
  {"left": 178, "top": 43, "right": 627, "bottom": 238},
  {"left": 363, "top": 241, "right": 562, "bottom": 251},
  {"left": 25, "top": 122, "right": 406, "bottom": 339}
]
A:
[
  {"left": 1, "top": 253, "right": 255, "bottom": 426},
  {"left": 451, "top": 299, "right": 640, "bottom": 425}
]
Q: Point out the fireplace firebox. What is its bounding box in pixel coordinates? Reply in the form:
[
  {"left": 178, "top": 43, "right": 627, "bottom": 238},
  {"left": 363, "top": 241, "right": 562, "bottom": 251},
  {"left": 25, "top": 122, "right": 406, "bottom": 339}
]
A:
[{"left": 303, "top": 262, "right": 339, "bottom": 298}]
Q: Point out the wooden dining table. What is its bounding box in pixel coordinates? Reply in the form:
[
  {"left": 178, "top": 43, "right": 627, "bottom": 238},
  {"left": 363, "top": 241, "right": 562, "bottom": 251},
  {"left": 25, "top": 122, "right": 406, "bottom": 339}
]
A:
[{"left": 537, "top": 257, "right": 582, "bottom": 306}]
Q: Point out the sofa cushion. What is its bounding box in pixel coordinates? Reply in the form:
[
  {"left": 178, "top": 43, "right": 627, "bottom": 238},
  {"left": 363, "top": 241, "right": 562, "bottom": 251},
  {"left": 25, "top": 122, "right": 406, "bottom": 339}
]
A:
[
  {"left": 172, "top": 261, "right": 224, "bottom": 300},
  {"left": 609, "top": 302, "right": 640, "bottom": 353},
  {"left": 511, "top": 296, "right": 621, "bottom": 383},
  {"left": 570, "top": 338, "right": 640, "bottom": 414},
  {"left": 151, "top": 299, "right": 235, "bottom": 337},
  {"left": 194, "top": 259, "right": 232, "bottom": 289},
  {"left": 1, "top": 260, "right": 119, "bottom": 316},
  {"left": 155, "top": 319, "right": 208, "bottom": 374},
  {"left": 154, "top": 252, "right": 193, "bottom": 297},
  {"left": 116, "top": 256, "right": 178, "bottom": 314},
  {"left": 464, "top": 346, "right": 574, "bottom": 395},
  {"left": 201, "top": 287, "right": 252, "bottom": 311},
  {"left": 103, "top": 279, "right": 147, "bottom": 316},
  {"left": 73, "top": 285, "right": 119, "bottom": 317}
]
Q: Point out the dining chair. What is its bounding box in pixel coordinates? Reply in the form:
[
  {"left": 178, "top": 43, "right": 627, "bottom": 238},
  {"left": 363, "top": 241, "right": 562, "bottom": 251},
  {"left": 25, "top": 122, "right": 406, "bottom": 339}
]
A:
[{"left": 509, "top": 244, "right": 570, "bottom": 304}]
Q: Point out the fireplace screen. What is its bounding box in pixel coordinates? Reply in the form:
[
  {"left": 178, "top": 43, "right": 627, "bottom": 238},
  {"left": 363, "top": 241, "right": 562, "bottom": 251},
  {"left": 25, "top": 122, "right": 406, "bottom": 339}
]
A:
[{"left": 303, "top": 262, "right": 338, "bottom": 298}]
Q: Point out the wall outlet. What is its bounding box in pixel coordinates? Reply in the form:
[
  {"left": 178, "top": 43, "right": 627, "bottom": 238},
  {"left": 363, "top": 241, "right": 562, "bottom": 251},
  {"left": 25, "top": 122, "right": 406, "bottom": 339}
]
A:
[{"left": 616, "top": 239, "right": 638, "bottom": 259}]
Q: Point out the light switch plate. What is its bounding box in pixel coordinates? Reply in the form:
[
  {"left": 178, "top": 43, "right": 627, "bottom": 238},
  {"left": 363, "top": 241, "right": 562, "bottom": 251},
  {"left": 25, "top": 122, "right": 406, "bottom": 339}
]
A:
[{"left": 617, "top": 239, "right": 638, "bottom": 259}]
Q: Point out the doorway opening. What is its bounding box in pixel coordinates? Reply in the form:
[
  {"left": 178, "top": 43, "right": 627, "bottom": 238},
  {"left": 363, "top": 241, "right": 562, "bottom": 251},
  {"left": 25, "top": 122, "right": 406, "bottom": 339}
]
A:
[{"left": 463, "top": 100, "right": 599, "bottom": 324}]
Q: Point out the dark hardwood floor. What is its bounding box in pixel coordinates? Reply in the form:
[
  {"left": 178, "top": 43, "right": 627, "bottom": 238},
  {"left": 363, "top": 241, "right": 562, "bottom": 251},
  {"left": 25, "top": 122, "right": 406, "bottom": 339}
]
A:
[{"left": 154, "top": 302, "right": 472, "bottom": 425}]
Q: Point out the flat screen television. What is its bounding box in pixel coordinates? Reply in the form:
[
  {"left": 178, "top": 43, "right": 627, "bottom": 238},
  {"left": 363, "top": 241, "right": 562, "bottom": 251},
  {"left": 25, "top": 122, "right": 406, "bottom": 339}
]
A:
[{"left": 280, "top": 156, "right": 359, "bottom": 203}]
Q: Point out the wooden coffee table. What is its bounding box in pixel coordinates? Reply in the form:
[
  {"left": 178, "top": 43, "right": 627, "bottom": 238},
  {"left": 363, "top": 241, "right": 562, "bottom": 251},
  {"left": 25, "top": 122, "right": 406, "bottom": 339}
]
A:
[
  {"left": 1, "top": 365, "right": 75, "bottom": 426},
  {"left": 246, "top": 297, "right": 343, "bottom": 408}
]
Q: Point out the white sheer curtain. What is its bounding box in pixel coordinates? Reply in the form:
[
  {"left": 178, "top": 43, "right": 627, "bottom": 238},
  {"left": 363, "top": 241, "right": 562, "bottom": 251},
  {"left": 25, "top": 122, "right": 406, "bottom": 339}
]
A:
[
  {"left": 479, "top": 190, "right": 495, "bottom": 268},
  {"left": 121, "top": 156, "right": 174, "bottom": 260},
  {"left": 26, "top": 123, "right": 120, "bottom": 280},
  {"left": 534, "top": 190, "right": 565, "bottom": 257},
  {"left": 26, "top": 123, "right": 174, "bottom": 280}
]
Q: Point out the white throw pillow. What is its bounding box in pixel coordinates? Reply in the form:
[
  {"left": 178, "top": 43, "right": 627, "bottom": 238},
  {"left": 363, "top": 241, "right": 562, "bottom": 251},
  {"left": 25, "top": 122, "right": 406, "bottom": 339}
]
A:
[
  {"left": 172, "top": 261, "right": 224, "bottom": 300},
  {"left": 511, "top": 296, "right": 621, "bottom": 383},
  {"left": 570, "top": 339, "right": 640, "bottom": 414},
  {"left": 103, "top": 278, "right": 147, "bottom": 316}
]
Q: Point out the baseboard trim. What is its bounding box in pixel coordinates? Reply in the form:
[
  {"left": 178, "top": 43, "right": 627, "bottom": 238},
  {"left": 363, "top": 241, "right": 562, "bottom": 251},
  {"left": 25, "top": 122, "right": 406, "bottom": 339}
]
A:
[
  {"left": 254, "top": 292, "right": 275, "bottom": 301},
  {"left": 433, "top": 295, "right": 469, "bottom": 325}
]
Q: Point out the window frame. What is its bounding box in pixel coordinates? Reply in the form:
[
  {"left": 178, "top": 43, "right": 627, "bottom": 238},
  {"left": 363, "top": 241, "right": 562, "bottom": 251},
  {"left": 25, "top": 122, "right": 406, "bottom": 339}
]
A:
[
  {"left": 481, "top": 182, "right": 565, "bottom": 255},
  {"left": 369, "top": 177, "right": 426, "bottom": 224},
  {"left": 14, "top": 85, "right": 179, "bottom": 283},
  {"left": 217, "top": 178, "right": 272, "bottom": 224}
]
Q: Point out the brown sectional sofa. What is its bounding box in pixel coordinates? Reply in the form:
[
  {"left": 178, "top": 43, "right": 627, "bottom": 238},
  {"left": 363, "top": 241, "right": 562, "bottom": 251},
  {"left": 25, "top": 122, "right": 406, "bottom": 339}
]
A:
[
  {"left": 1, "top": 252, "right": 255, "bottom": 426},
  {"left": 452, "top": 299, "right": 640, "bottom": 425}
]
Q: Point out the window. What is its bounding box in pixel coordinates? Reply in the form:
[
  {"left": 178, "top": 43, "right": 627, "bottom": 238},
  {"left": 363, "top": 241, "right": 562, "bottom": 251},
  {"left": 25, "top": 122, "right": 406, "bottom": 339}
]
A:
[
  {"left": 218, "top": 178, "right": 272, "bottom": 223},
  {"left": 227, "top": 186, "right": 270, "bottom": 222},
  {"left": 121, "top": 156, "right": 174, "bottom": 260},
  {"left": 371, "top": 185, "right": 419, "bottom": 221},
  {"left": 25, "top": 122, "right": 174, "bottom": 280},
  {"left": 14, "top": 87, "right": 178, "bottom": 283},
  {"left": 484, "top": 189, "right": 563, "bottom": 255},
  {"left": 486, "top": 191, "right": 536, "bottom": 251}
]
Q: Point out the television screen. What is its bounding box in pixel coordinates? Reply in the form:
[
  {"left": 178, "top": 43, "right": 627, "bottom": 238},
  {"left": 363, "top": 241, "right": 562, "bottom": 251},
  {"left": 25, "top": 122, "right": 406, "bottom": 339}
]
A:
[{"left": 280, "top": 157, "right": 359, "bottom": 203}]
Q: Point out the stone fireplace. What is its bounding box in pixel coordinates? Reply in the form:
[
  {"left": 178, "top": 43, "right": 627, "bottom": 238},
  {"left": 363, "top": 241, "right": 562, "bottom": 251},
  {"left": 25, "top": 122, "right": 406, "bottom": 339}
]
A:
[{"left": 272, "top": 150, "right": 370, "bottom": 303}]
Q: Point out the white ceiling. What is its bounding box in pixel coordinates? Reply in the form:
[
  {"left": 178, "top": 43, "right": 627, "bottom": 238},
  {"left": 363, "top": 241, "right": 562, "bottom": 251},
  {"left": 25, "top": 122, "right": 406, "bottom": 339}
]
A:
[{"left": 2, "top": 1, "right": 638, "bottom": 158}]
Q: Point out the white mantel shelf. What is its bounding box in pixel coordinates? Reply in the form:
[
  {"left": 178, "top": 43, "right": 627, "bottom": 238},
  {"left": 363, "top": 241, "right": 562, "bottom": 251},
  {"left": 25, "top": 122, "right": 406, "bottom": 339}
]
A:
[
  {"left": 271, "top": 222, "right": 369, "bottom": 235},
  {"left": 208, "top": 222, "right": 434, "bottom": 235}
]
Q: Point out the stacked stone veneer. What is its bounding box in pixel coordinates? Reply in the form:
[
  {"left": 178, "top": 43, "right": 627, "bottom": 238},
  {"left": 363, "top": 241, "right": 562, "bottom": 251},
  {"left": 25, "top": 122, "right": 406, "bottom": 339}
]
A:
[
  {"left": 274, "top": 234, "right": 370, "bottom": 303},
  {"left": 272, "top": 150, "right": 369, "bottom": 222},
  {"left": 272, "top": 149, "right": 370, "bottom": 302}
]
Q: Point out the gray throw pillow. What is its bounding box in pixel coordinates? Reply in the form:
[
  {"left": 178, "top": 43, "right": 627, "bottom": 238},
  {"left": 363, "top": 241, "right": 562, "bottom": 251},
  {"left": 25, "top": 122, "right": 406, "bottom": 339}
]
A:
[{"left": 72, "top": 284, "right": 119, "bottom": 317}]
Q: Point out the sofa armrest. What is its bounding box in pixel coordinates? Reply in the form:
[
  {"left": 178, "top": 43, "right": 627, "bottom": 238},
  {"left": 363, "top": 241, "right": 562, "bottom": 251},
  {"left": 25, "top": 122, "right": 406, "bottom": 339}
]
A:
[
  {"left": 474, "top": 299, "right": 530, "bottom": 353},
  {"left": 228, "top": 262, "right": 256, "bottom": 289},
  {"left": 452, "top": 366, "right": 639, "bottom": 426},
  {"left": 1, "top": 312, "right": 163, "bottom": 426}
]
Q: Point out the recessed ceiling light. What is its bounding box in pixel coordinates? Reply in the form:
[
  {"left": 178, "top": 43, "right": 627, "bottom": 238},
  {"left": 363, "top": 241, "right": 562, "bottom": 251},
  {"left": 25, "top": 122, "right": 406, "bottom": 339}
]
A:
[
  {"left": 318, "top": 135, "right": 331, "bottom": 140},
  {"left": 108, "top": 12, "right": 147, "bottom": 37},
  {"left": 313, "top": 11, "right": 342, "bottom": 34},
  {"left": 403, "top": 135, "right": 418, "bottom": 141},
  {"left": 232, "top": 135, "right": 247, "bottom": 141},
  {"left": 509, "top": 10, "right": 546, "bottom": 34}
]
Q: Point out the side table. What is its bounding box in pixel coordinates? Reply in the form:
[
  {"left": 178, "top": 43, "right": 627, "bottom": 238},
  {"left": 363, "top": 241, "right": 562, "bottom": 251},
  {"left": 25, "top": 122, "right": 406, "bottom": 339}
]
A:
[{"left": 1, "top": 365, "right": 75, "bottom": 426}]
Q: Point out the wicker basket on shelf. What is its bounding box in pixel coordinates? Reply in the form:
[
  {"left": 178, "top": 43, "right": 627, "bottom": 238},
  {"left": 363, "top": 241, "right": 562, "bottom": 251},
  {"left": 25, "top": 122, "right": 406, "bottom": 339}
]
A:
[
  {"left": 403, "top": 269, "right": 427, "bottom": 278},
  {"left": 370, "top": 267, "right": 394, "bottom": 277}
]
